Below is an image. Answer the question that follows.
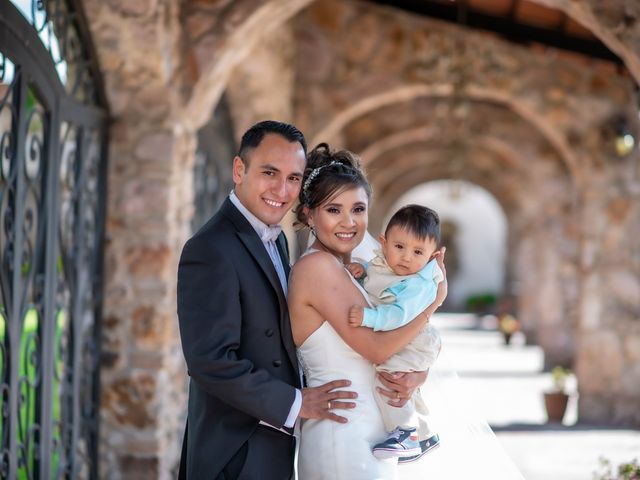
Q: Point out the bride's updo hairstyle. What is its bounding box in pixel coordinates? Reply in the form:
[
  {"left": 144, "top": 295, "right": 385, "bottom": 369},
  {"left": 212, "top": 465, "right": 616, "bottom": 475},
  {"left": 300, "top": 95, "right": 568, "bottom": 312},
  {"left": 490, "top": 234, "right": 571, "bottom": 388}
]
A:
[{"left": 295, "top": 143, "right": 372, "bottom": 228}]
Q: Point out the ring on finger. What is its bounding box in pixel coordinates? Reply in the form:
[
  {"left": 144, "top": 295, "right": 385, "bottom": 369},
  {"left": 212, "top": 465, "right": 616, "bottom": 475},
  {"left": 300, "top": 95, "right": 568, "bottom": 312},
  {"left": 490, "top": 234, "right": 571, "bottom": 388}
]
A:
[
  {"left": 396, "top": 392, "right": 400, "bottom": 400},
  {"left": 327, "top": 400, "right": 331, "bottom": 410}
]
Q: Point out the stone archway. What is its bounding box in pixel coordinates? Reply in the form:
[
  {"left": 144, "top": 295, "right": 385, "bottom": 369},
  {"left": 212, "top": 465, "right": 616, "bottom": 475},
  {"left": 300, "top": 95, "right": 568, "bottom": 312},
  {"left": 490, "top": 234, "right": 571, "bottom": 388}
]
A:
[
  {"left": 180, "top": 0, "right": 315, "bottom": 132},
  {"left": 532, "top": 0, "right": 640, "bottom": 84},
  {"left": 358, "top": 116, "right": 577, "bottom": 365},
  {"left": 310, "top": 85, "right": 584, "bottom": 185},
  {"left": 291, "top": 0, "right": 639, "bottom": 425}
]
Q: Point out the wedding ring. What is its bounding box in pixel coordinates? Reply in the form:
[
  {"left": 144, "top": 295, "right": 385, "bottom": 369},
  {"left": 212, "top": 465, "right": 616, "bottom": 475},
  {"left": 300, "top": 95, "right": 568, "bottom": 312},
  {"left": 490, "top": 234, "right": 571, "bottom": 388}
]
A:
[{"left": 327, "top": 401, "right": 331, "bottom": 410}]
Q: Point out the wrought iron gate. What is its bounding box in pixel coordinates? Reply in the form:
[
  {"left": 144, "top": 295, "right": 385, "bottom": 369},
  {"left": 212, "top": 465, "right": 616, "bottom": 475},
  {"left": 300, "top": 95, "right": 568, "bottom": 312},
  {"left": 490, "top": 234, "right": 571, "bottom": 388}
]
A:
[{"left": 0, "top": 0, "right": 108, "bottom": 478}]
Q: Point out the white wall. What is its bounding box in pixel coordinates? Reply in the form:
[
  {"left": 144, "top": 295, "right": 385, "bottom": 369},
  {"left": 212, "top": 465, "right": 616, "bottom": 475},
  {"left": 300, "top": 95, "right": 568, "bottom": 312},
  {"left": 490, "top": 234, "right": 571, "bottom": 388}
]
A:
[{"left": 384, "top": 180, "right": 507, "bottom": 309}]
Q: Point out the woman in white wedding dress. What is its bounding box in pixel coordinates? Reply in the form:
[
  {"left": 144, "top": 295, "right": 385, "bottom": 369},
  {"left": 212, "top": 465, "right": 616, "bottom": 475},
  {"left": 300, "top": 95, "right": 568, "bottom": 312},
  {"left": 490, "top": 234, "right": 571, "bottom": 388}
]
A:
[
  {"left": 288, "top": 144, "right": 447, "bottom": 479},
  {"left": 288, "top": 144, "right": 526, "bottom": 480}
]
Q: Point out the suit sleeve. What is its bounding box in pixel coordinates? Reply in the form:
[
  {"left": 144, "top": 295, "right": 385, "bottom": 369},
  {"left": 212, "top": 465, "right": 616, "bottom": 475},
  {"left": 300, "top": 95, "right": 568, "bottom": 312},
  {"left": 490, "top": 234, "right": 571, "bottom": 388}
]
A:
[
  {"left": 177, "top": 237, "right": 296, "bottom": 428},
  {"left": 361, "top": 277, "right": 439, "bottom": 331}
]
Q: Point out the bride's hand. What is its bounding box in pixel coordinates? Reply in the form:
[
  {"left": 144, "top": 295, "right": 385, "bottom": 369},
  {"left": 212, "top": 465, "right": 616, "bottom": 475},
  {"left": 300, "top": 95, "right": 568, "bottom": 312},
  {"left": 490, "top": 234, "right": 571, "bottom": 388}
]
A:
[
  {"left": 377, "top": 371, "right": 429, "bottom": 407},
  {"left": 299, "top": 380, "right": 358, "bottom": 423}
]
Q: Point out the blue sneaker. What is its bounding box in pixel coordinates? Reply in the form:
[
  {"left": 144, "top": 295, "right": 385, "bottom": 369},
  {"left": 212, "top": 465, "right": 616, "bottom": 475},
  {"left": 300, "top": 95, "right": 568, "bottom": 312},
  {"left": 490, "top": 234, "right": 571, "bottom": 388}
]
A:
[
  {"left": 397, "top": 434, "right": 441, "bottom": 464},
  {"left": 372, "top": 427, "right": 422, "bottom": 459}
]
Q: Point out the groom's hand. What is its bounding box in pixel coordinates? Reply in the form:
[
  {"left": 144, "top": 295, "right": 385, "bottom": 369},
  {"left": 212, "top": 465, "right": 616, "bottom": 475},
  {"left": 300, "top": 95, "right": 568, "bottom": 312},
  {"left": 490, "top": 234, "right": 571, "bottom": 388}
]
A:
[
  {"left": 299, "top": 380, "right": 357, "bottom": 424},
  {"left": 377, "top": 371, "right": 428, "bottom": 407}
]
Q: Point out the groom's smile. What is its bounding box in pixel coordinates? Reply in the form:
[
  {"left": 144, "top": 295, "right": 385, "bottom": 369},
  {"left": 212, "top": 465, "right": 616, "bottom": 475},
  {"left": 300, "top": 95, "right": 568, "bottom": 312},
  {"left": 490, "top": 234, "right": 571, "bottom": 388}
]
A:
[{"left": 263, "top": 198, "right": 284, "bottom": 208}]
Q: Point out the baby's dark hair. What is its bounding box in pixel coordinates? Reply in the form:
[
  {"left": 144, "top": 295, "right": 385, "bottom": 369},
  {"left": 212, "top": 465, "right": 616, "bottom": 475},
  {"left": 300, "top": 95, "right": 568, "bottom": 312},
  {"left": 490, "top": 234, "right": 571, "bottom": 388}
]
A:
[
  {"left": 385, "top": 204, "right": 440, "bottom": 244},
  {"left": 294, "top": 143, "right": 372, "bottom": 227}
]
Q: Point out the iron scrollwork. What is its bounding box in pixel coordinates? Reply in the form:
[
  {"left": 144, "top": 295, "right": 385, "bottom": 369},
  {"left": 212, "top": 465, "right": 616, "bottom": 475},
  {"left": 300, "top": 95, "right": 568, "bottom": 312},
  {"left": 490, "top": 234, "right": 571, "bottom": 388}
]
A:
[{"left": 0, "top": 1, "right": 108, "bottom": 478}]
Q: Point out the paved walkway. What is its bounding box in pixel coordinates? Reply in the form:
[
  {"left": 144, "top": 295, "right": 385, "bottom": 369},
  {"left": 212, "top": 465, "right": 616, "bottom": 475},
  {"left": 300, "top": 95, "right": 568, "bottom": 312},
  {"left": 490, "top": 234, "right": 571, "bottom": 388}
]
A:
[{"left": 430, "top": 313, "right": 640, "bottom": 480}]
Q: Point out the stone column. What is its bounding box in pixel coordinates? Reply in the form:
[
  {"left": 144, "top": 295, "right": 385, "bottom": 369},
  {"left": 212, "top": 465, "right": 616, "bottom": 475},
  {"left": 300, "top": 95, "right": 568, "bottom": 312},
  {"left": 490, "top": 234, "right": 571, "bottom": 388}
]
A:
[
  {"left": 576, "top": 174, "right": 640, "bottom": 426},
  {"left": 100, "top": 118, "right": 196, "bottom": 478},
  {"left": 80, "top": 0, "right": 196, "bottom": 476}
]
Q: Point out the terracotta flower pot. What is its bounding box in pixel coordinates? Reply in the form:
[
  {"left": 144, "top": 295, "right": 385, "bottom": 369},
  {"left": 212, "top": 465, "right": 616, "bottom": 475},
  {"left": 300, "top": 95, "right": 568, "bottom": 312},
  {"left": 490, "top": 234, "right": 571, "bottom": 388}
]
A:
[{"left": 544, "top": 392, "right": 569, "bottom": 423}]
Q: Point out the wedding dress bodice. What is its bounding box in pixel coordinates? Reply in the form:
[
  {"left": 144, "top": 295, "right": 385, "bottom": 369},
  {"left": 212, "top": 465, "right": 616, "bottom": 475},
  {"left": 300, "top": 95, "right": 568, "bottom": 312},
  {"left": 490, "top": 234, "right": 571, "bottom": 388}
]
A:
[
  {"left": 296, "top": 249, "right": 397, "bottom": 479},
  {"left": 297, "top": 321, "right": 397, "bottom": 480}
]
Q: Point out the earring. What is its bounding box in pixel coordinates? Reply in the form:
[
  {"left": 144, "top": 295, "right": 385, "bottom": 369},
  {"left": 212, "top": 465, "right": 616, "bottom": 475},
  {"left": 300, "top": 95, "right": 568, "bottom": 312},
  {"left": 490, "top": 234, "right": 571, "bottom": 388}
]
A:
[{"left": 309, "top": 224, "right": 315, "bottom": 235}]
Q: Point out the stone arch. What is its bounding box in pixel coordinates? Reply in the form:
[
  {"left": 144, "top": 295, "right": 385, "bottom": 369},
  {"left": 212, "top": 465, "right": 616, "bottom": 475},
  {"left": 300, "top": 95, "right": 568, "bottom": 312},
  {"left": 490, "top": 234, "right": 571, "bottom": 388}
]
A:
[
  {"left": 360, "top": 126, "right": 526, "bottom": 174},
  {"left": 290, "top": 0, "right": 639, "bottom": 427},
  {"left": 531, "top": 0, "right": 640, "bottom": 86},
  {"left": 366, "top": 142, "right": 536, "bottom": 225},
  {"left": 310, "top": 85, "right": 583, "bottom": 186},
  {"left": 180, "top": 0, "right": 315, "bottom": 132},
  {"left": 184, "top": 0, "right": 640, "bottom": 122},
  {"left": 358, "top": 125, "right": 577, "bottom": 366}
]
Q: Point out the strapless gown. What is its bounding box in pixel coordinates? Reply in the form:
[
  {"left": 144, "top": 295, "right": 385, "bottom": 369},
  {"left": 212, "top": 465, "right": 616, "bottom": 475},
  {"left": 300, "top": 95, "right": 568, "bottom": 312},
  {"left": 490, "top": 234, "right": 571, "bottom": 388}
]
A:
[
  {"left": 297, "top": 320, "right": 398, "bottom": 479},
  {"left": 295, "top": 248, "right": 525, "bottom": 479}
]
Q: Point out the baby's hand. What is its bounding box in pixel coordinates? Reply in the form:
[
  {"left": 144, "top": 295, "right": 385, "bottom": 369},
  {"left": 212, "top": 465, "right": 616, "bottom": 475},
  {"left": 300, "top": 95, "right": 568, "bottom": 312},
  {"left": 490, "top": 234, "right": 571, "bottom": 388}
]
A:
[
  {"left": 346, "top": 262, "right": 365, "bottom": 279},
  {"left": 348, "top": 305, "right": 364, "bottom": 327}
]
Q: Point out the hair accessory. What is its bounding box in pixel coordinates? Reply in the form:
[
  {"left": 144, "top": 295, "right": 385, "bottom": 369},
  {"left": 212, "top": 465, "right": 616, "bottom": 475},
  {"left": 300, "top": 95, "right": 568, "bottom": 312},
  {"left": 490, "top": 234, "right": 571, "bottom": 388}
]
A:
[{"left": 302, "top": 160, "right": 340, "bottom": 204}]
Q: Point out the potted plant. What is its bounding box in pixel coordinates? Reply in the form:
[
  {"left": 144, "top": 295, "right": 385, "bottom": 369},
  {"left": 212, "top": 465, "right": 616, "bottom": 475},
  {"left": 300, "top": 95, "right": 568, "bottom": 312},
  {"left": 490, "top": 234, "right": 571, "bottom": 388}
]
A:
[
  {"left": 465, "top": 293, "right": 497, "bottom": 316},
  {"left": 544, "top": 366, "right": 571, "bottom": 423}
]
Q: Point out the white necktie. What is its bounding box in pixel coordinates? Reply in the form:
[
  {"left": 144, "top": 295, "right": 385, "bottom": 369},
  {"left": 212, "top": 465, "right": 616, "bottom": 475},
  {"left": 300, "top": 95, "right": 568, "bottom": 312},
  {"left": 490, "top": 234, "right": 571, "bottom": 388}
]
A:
[{"left": 261, "top": 225, "right": 282, "bottom": 243}]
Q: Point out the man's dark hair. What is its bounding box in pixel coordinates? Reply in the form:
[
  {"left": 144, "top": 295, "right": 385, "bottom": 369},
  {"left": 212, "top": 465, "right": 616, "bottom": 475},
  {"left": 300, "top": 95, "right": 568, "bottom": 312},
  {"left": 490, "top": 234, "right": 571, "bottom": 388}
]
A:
[
  {"left": 385, "top": 204, "right": 440, "bottom": 244},
  {"left": 238, "top": 120, "right": 307, "bottom": 164}
]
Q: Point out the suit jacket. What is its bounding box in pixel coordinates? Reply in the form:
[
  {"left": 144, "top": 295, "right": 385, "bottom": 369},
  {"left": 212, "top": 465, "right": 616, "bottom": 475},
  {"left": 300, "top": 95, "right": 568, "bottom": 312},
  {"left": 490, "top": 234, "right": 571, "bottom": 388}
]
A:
[{"left": 177, "top": 198, "right": 301, "bottom": 478}]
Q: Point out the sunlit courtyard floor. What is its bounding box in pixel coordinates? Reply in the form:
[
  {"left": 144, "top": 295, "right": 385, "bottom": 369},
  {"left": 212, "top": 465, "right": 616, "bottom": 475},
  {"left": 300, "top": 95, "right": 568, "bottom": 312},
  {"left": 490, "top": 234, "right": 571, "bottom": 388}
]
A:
[{"left": 430, "top": 313, "right": 640, "bottom": 480}]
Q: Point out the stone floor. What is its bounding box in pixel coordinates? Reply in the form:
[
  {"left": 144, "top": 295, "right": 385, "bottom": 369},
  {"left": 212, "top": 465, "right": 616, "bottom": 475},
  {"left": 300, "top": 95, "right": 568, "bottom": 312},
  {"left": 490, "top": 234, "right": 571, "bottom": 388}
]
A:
[{"left": 430, "top": 313, "right": 640, "bottom": 480}]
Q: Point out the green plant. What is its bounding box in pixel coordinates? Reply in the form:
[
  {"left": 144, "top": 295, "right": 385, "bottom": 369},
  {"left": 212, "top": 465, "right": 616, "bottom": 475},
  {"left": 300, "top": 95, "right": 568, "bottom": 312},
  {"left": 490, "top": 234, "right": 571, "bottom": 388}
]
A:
[
  {"left": 465, "top": 293, "right": 497, "bottom": 313},
  {"left": 551, "top": 366, "right": 571, "bottom": 392},
  {"left": 593, "top": 457, "right": 640, "bottom": 480}
]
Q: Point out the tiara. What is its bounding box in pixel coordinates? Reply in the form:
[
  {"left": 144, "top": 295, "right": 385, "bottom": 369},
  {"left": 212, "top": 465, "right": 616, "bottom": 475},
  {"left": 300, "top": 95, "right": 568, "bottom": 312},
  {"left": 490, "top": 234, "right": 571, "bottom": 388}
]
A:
[{"left": 302, "top": 160, "right": 340, "bottom": 204}]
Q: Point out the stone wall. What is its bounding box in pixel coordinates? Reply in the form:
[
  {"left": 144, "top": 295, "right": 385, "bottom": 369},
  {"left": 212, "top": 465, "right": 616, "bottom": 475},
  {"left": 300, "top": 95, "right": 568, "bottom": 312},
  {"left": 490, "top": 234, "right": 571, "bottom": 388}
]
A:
[{"left": 82, "top": 0, "right": 192, "bottom": 476}]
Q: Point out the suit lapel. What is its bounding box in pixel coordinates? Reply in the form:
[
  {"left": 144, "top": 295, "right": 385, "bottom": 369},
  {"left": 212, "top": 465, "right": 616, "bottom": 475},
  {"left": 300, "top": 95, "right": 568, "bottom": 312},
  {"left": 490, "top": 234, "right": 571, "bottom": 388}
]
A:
[
  {"left": 235, "top": 235, "right": 287, "bottom": 313},
  {"left": 221, "top": 199, "right": 299, "bottom": 379},
  {"left": 275, "top": 232, "right": 299, "bottom": 379}
]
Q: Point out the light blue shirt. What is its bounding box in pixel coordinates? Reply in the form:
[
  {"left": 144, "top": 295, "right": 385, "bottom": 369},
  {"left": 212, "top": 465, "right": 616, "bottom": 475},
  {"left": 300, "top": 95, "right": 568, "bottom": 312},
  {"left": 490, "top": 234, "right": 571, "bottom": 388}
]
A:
[{"left": 362, "top": 259, "right": 441, "bottom": 331}]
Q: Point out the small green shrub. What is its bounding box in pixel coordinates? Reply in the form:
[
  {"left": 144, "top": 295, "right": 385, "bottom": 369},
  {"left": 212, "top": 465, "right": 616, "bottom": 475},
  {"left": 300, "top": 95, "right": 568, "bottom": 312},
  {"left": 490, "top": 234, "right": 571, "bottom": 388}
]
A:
[
  {"left": 465, "top": 293, "right": 497, "bottom": 313},
  {"left": 593, "top": 457, "right": 640, "bottom": 480}
]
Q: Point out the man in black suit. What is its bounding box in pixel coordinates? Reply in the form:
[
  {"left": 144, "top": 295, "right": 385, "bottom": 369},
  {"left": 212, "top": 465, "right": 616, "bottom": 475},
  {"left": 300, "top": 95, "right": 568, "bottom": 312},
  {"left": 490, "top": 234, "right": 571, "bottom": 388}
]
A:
[{"left": 177, "top": 121, "right": 356, "bottom": 479}]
